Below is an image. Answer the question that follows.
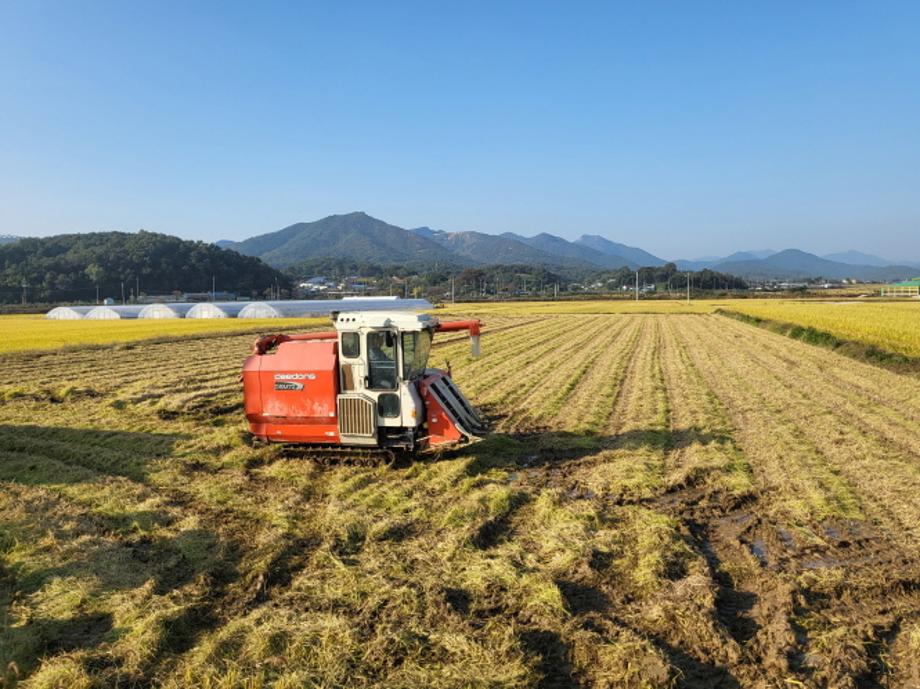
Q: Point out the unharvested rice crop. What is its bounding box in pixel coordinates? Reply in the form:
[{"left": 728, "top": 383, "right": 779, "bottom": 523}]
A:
[
  {"left": 1, "top": 309, "right": 919, "bottom": 687},
  {"left": 0, "top": 315, "right": 327, "bottom": 353},
  {"left": 722, "top": 300, "right": 920, "bottom": 358},
  {"left": 439, "top": 299, "right": 718, "bottom": 315}
]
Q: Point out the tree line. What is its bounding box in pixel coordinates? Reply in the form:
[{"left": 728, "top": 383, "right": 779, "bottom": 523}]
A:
[
  {"left": 285, "top": 258, "right": 748, "bottom": 300},
  {"left": 0, "top": 231, "right": 290, "bottom": 304}
]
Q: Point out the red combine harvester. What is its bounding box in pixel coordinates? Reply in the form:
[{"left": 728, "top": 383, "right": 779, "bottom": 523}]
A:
[{"left": 242, "top": 311, "right": 486, "bottom": 463}]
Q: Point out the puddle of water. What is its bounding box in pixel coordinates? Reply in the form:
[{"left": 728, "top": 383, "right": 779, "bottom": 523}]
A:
[
  {"left": 522, "top": 454, "right": 539, "bottom": 467},
  {"left": 566, "top": 488, "right": 596, "bottom": 501},
  {"left": 750, "top": 539, "right": 769, "bottom": 566},
  {"left": 777, "top": 528, "right": 796, "bottom": 549},
  {"left": 718, "top": 512, "right": 754, "bottom": 531}
]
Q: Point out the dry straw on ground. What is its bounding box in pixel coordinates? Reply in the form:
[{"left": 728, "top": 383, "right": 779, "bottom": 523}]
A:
[{"left": 1, "top": 307, "right": 919, "bottom": 687}]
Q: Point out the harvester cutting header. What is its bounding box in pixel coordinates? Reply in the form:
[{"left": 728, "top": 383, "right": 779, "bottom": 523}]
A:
[{"left": 242, "top": 310, "right": 486, "bottom": 463}]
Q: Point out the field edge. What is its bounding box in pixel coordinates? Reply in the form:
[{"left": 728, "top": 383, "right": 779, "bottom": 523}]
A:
[{"left": 716, "top": 308, "right": 920, "bottom": 377}]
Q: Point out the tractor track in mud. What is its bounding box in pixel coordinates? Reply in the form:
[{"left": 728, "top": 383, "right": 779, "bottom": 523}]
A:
[{"left": 464, "top": 315, "right": 920, "bottom": 687}]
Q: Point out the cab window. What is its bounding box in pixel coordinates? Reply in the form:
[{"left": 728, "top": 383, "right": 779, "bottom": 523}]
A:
[
  {"left": 401, "top": 330, "right": 432, "bottom": 380},
  {"left": 367, "top": 331, "right": 397, "bottom": 390},
  {"left": 341, "top": 332, "right": 360, "bottom": 358}
]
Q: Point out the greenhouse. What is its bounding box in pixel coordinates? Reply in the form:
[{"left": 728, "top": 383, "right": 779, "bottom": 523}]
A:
[
  {"left": 84, "top": 305, "right": 146, "bottom": 319},
  {"left": 881, "top": 278, "right": 920, "bottom": 298},
  {"left": 186, "top": 302, "right": 249, "bottom": 319},
  {"left": 45, "top": 298, "right": 434, "bottom": 321},
  {"left": 138, "top": 303, "right": 194, "bottom": 319},
  {"left": 45, "top": 306, "right": 95, "bottom": 320},
  {"left": 237, "top": 298, "right": 433, "bottom": 319}
]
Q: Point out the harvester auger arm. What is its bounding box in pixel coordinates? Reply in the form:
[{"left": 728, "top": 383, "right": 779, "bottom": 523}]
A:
[{"left": 435, "top": 319, "right": 482, "bottom": 357}]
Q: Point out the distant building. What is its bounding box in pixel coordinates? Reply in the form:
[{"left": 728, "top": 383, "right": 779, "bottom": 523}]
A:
[
  {"left": 297, "top": 276, "right": 335, "bottom": 292},
  {"left": 138, "top": 293, "right": 182, "bottom": 304},
  {"left": 183, "top": 291, "right": 237, "bottom": 302},
  {"left": 881, "top": 278, "right": 920, "bottom": 297}
]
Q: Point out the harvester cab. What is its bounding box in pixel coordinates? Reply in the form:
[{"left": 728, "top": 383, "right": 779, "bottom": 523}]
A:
[{"left": 242, "top": 311, "right": 486, "bottom": 459}]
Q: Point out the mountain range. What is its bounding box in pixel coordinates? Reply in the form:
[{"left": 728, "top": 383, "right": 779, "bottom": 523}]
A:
[
  {"left": 218, "top": 212, "right": 658, "bottom": 271},
  {"left": 677, "top": 249, "right": 919, "bottom": 280},
  {"left": 218, "top": 213, "right": 677, "bottom": 271},
  {"left": 217, "top": 212, "right": 919, "bottom": 281}
]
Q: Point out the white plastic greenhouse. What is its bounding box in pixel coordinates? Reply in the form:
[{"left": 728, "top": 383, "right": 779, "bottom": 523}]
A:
[
  {"left": 45, "top": 306, "right": 95, "bottom": 320},
  {"left": 85, "top": 305, "right": 146, "bottom": 319},
  {"left": 237, "top": 298, "right": 433, "bottom": 319},
  {"left": 137, "top": 303, "right": 195, "bottom": 319},
  {"left": 46, "top": 298, "right": 434, "bottom": 321},
  {"left": 185, "top": 302, "right": 249, "bottom": 319}
]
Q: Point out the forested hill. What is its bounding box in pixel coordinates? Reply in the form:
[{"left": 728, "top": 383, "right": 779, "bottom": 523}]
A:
[{"left": 0, "top": 231, "right": 288, "bottom": 303}]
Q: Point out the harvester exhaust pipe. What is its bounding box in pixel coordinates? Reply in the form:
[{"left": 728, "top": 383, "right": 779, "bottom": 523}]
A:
[{"left": 436, "top": 319, "right": 482, "bottom": 357}]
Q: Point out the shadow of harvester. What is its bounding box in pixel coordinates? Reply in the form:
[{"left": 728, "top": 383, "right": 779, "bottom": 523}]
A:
[{"left": 0, "top": 424, "right": 243, "bottom": 684}]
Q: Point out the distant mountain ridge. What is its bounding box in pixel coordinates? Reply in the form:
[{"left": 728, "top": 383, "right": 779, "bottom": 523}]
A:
[
  {"left": 675, "top": 250, "right": 776, "bottom": 271},
  {"left": 821, "top": 250, "right": 891, "bottom": 267},
  {"left": 574, "top": 235, "right": 666, "bottom": 267},
  {"left": 716, "top": 249, "right": 916, "bottom": 281},
  {"left": 501, "top": 232, "right": 635, "bottom": 268},
  {"left": 221, "top": 213, "right": 458, "bottom": 268},
  {"left": 422, "top": 229, "right": 603, "bottom": 268},
  {"left": 223, "top": 212, "right": 643, "bottom": 271},
  {"left": 219, "top": 212, "right": 918, "bottom": 280}
]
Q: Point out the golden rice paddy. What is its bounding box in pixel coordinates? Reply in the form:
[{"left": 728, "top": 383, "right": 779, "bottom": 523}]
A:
[{"left": 1, "top": 303, "right": 919, "bottom": 687}]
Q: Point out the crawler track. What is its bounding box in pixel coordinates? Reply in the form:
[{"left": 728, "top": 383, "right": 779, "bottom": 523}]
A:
[{"left": 280, "top": 444, "right": 399, "bottom": 467}]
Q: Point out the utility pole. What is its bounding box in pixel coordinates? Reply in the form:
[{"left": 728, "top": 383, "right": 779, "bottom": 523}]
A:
[
  {"left": 136, "top": 276, "right": 140, "bottom": 303},
  {"left": 121, "top": 281, "right": 125, "bottom": 305},
  {"left": 635, "top": 270, "right": 639, "bottom": 301},
  {"left": 96, "top": 284, "right": 100, "bottom": 304},
  {"left": 554, "top": 282, "right": 558, "bottom": 299},
  {"left": 20, "top": 279, "right": 27, "bottom": 306},
  {"left": 686, "top": 272, "right": 690, "bottom": 305},
  {"left": 212, "top": 275, "right": 216, "bottom": 301},
  {"left": 450, "top": 275, "right": 455, "bottom": 303}
]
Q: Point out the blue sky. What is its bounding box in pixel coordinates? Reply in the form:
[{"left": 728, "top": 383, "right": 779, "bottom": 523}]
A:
[{"left": 1, "top": 1, "right": 919, "bottom": 260}]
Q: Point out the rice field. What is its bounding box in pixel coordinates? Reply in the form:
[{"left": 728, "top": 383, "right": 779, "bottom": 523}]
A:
[
  {"left": 1, "top": 307, "right": 919, "bottom": 687},
  {"left": 0, "top": 315, "right": 327, "bottom": 354},
  {"left": 721, "top": 300, "right": 920, "bottom": 358}
]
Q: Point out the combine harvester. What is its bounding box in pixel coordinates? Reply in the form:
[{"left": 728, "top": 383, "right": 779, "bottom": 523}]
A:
[
  {"left": 242, "top": 308, "right": 486, "bottom": 465},
  {"left": 44, "top": 295, "right": 483, "bottom": 464}
]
